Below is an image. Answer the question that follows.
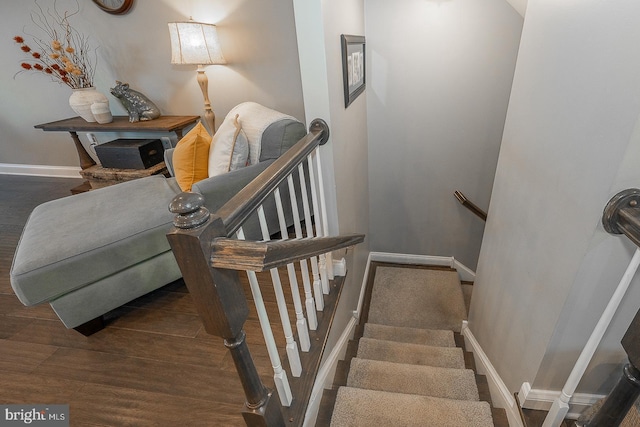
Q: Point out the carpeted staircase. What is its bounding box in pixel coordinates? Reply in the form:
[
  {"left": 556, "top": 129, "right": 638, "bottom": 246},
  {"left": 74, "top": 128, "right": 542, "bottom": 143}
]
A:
[{"left": 320, "top": 265, "right": 508, "bottom": 427}]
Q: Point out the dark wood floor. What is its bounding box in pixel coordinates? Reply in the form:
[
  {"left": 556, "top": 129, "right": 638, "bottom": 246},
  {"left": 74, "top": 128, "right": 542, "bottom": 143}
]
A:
[
  {"left": 521, "top": 408, "right": 575, "bottom": 427},
  {"left": 0, "top": 175, "right": 298, "bottom": 426},
  {"left": 2, "top": 175, "right": 580, "bottom": 427}
]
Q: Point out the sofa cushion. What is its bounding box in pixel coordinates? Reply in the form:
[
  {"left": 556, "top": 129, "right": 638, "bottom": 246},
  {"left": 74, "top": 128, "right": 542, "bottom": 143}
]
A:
[
  {"left": 173, "top": 122, "right": 212, "bottom": 191},
  {"left": 10, "top": 176, "right": 180, "bottom": 306},
  {"left": 259, "top": 118, "right": 307, "bottom": 161},
  {"left": 208, "top": 113, "right": 249, "bottom": 177},
  {"left": 226, "top": 102, "right": 304, "bottom": 165}
]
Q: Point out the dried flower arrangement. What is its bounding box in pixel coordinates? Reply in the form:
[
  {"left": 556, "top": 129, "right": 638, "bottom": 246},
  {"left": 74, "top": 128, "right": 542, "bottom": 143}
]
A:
[{"left": 13, "top": 1, "right": 96, "bottom": 89}]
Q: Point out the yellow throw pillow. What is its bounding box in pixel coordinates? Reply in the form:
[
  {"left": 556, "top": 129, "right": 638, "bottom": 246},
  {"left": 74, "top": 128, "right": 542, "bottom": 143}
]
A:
[{"left": 172, "top": 122, "right": 212, "bottom": 191}]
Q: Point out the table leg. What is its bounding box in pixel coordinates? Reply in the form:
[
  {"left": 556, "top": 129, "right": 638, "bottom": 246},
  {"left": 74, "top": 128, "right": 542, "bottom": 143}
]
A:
[
  {"left": 69, "top": 131, "right": 95, "bottom": 194},
  {"left": 69, "top": 131, "right": 96, "bottom": 170}
]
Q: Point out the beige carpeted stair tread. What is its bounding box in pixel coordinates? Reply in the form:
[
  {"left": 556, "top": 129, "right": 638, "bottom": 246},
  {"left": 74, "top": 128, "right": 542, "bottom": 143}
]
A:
[
  {"left": 356, "top": 337, "right": 465, "bottom": 368},
  {"left": 347, "top": 358, "right": 479, "bottom": 401},
  {"left": 368, "top": 267, "right": 467, "bottom": 332},
  {"left": 363, "top": 323, "right": 456, "bottom": 347},
  {"left": 621, "top": 398, "right": 640, "bottom": 427},
  {"left": 330, "top": 387, "right": 494, "bottom": 427}
]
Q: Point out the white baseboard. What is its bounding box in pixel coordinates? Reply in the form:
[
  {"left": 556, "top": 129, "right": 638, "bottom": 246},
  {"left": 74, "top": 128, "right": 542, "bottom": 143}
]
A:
[
  {"left": 462, "top": 321, "right": 525, "bottom": 427},
  {"left": 370, "top": 251, "right": 453, "bottom": 267},
  {"left": 369, "top": 252, "right": 476, "bottom": 282},
  {"left": 332, "top": 257, "right": 346, "bottom": 277},
  {"left": 453, "top": 258, "right": 476, "bottom": 282},
  {"left": 304, "top": 252, "right": 373, "bottom": 425},
  {"left": 303, "top": 316, "right": 357, "bottom": 427},
  {"left": 518, "top": 382, "right": 605, "bottom": 420},
  {"left": 354, "top": 253, "right": 374, "bottom": 319},
  {"left": 0, "top": 163, "right": 81, "bottom": 178}
]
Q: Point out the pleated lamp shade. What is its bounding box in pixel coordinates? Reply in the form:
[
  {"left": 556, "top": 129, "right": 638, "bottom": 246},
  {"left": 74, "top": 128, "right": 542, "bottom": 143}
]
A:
[{"left": 168, "top": 21, "right": 226, "bottom": 65}]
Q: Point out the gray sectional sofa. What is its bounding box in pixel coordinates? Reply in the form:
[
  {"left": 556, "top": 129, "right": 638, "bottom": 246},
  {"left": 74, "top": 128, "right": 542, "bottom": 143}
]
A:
[{"left": 10, "top": 104, "right": 306, "bottom": 334}]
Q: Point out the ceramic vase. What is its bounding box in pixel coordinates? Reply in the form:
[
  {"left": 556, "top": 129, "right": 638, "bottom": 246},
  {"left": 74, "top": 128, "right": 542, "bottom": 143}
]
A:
[
  {"left": 69, "top": 87, "right": 110, "bottom": 123},
  {"left": 90, "top": 101, "right": 113, "bottom": 124}
]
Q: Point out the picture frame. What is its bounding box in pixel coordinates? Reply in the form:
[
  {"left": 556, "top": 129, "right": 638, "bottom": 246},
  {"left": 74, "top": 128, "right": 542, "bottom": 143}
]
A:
[{"left": 341, "top": 34, "right": 366, "bottom": 108}]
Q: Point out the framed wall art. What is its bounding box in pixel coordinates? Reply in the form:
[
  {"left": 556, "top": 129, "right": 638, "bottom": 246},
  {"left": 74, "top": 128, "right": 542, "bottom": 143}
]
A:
[{"left": 341, "top": 34, "right": 366, "bottom": 108}]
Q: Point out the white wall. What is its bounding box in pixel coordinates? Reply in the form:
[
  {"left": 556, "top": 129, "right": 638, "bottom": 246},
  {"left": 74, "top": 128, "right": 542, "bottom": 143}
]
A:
[
  {"left": 505, "top": 0, "right": 527, "bottom": 17},
  {"left": 365, "top": 0, "right": 522, "bottom": 270},
  {"left": 470, "top": 0, "right": 640, "bottom": 403},
  {"left": 1, "top": 0, "right": 304, "bottom": 169}
]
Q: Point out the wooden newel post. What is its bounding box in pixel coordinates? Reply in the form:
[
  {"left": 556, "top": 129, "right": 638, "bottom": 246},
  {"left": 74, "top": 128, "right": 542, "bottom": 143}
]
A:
[
  {"left": 167, "top": 192, "right": 285, "bottom": 427},
  {"left": 580, "top": 306, "right": 640, "bottom": 427},
  {"left": 583, "top": 363, "right": 640, "bottom": 427}
]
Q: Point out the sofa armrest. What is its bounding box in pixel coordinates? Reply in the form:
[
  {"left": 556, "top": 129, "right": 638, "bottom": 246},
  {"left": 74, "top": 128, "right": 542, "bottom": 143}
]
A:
[
  {"left": 191, "top": 158, "right": 308, "bottom": 240},
  {"left": 191, "top": 161, "right": 274, "bottom": 211},
  {"left": 191, "top": 161, "right": 274, "bottom": 239}
]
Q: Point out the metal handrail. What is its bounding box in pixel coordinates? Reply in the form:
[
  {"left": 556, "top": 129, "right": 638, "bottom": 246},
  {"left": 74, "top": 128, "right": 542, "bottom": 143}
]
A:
[
  {"left": 454, "top": 190, "right": 487, "bottom": 221},
  {"left": 544, "top": 188, "right": 640, "bottom": 427},
  {"left": 602, "top": 188, "right": 640, "bottom": 247}
]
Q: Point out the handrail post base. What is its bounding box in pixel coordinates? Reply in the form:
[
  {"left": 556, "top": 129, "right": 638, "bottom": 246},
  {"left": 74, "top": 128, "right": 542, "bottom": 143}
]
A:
[
  {"left": 577, "top": 362, "right": 640, "bottom": 427},
  {"left": 242, "top": 389, "right": 286, "bottom": 427}
]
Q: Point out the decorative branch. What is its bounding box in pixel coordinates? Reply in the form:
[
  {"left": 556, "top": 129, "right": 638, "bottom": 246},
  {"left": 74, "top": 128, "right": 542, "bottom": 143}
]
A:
[{"left": 13, "top": 0, "right": 97, "bottom": 89}]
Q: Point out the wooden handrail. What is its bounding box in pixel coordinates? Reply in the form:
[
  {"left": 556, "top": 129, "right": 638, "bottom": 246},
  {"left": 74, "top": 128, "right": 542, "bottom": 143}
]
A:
[
  {"left": 211, "top": 234, "right": 365, "bottom": 271},
  {"left": 167, "top": 119, "right": 365, "bottom": 427},
  {"left": 218, "top": 119, "right": 329, "bottom": 237},
  {"left": 454, "top": 190, "right": 487, "bottom": 221}
]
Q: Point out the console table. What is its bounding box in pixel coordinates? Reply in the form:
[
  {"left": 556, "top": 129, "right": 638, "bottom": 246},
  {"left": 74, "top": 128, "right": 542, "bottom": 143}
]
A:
[{"left": 35, "top": 115, "right": 200, "bottom": 193}]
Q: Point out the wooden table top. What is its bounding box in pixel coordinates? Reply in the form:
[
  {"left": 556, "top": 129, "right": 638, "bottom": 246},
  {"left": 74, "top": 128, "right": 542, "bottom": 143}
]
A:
[{"left": 35, "top": 115, "right": 200, "bottom": 133}]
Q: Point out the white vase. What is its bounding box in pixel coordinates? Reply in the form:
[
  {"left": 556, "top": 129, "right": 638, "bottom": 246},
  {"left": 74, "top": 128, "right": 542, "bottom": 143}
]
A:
[
  {"left": 90, "top": 101, "right": 113, "bottom": 124},
  {"left": 69, "top": 87, "right": 109, "bottom": 122}
]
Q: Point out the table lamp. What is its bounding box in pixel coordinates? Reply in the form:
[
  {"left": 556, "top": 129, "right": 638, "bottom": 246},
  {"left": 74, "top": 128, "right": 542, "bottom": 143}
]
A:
[{"left": 168, "top": 20, "right": 226, "bottom": 135}]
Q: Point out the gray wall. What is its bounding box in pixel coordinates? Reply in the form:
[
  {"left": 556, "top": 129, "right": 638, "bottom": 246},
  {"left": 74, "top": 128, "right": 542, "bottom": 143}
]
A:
[
  {"left": 469, "top": 0, "right": 640, "bottom": 397},
  {"left": 293, "top": 0, "right": 370, "bottom": 362},
  {"left": 365, "top": 0, "right": 523, "bottom": 270},
  {"left": 1, "top": 0, "right": 304, "bottom": 168},
  {"left": 320, "top": 0, "right": 370, "bottom": 360}
]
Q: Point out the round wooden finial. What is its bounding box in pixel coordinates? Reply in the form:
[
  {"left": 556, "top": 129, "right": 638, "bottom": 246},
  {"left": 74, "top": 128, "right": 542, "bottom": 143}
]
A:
[{"left": 169, "top": 192, "right": 210, "bottom": 229}]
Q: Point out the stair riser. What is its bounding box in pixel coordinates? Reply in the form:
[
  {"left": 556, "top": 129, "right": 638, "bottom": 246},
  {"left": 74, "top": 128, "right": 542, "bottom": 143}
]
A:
[
  {"left": 363, "top": 323, "right": 456, "bottom": 347},
  {"left": 347, "top": 358, "right": 480, "bottom": 401},
  {"left": 356, "top": 338, "right": 465, "bottom": 369}
]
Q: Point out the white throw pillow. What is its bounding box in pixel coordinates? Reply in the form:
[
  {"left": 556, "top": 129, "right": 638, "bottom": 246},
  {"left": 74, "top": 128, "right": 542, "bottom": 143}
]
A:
[
  {"left": 226, "top": 102, "right": 296, "bottom": 165},
  {"left": 208, "top": 114, "right": 249, "bottom": 177}
]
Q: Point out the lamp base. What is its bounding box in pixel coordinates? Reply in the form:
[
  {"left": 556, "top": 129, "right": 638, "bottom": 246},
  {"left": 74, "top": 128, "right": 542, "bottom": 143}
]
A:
[{"left": 197, "top": 65, "right": 216, "bottom": 135}]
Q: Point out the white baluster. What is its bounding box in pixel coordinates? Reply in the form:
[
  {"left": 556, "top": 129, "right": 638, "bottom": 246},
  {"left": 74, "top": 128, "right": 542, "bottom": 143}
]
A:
[
  {"left": 257, "top": 206, "right": 302, "bottom": 377},
  {"left": 543, "top": 247, "right": 640, "bottom": 427},
  {"left": 237, "top": 227, "right": 292, "bottom": 406},
  {"left": 314, "top": 147, "right": 334, "bottom": 280},
  {"left": 307, "top": 155, "right": 330, "bottom": 295},
  {"left": 287, "top": 175, "right": 318, "bottom": 330},
  {"left": 298, "top": 163, "right": 324, "bottom": 311},
  {"left": 274, "top": 187, "right": 311, "bottom": 352}
]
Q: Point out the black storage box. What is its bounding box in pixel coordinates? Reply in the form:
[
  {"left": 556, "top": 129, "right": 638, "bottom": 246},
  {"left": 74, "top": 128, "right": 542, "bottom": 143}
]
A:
[{"left": 95, "top": 138, "right": 164, "bottom": 170}]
